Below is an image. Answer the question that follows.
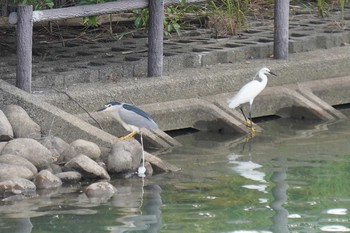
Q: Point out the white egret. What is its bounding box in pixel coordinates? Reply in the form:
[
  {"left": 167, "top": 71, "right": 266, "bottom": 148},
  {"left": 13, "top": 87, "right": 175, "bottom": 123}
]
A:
[{"left": 228, "top": 67, "right": 277, "bottom": 130}]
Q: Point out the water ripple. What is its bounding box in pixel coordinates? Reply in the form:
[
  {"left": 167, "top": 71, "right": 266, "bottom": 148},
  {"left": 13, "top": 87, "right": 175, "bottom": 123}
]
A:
[
  {"left": 326, "top": 208, "right": 348, "bottom": 215},
  {"left": 320, "top": 225, "right": 350, "bottom": 232}
]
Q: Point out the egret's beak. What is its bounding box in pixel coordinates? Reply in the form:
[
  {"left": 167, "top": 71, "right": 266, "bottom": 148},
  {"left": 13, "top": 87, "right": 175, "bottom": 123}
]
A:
[{"left": 269, "top": 71, "right": 277, "bottom": 76}]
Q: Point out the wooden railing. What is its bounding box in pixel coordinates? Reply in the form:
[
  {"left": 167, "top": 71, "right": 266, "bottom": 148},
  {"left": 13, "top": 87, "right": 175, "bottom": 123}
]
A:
[{"left": 8, "top": 0, "right": 205, "bottom": 92}]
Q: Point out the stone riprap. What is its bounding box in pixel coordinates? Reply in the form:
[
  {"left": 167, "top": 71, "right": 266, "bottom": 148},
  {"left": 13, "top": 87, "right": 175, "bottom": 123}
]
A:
[{"left": 0, "top": 105, "right": 173, "bottom": 200}]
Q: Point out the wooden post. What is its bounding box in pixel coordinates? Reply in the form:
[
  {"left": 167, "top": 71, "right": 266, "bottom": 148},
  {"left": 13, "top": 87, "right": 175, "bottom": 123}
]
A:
[
  {"left": 148, "top": 0, "right": 164, "bottom": 77},
  {"left": 2, "top": 0, "right": 8, "bottom": 16},
  {"left": 273, "top": 0, "right": 289, "bottom": 60},
  {"left": 16, "top": 5, "right": 33, "bottom": 93}
]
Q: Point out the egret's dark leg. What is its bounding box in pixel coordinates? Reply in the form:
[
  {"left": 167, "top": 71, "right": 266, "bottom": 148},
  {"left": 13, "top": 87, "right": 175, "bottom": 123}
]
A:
[
  {"left": 240, "top": 106, "right": 248, "bottom": 122},
  {"left": 240, "top": 106, "right": 253, "bottom": 129},
  {"left": 249, "top": 104, "right": 253, "bottom": 129}
]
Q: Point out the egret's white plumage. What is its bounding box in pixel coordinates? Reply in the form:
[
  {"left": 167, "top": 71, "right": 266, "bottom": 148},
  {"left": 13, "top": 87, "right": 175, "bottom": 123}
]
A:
[
  {"left": 228, "top": 67, "right": 276, "bottom": 129},
  {"left": 228, "top": 67, "right": 272, "bottom": 109}
]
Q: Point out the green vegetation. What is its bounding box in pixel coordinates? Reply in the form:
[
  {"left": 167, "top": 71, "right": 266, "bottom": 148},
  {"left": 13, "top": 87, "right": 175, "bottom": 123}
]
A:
[
  {"left": 309, "top": 0, "right": 349, "bottom": 19},
  {"left": 133, "top": 0, "right": 189, "bottom": 36},
  {"left": 208, "top": 0, "right": 250, "bottom": 36},
  {"left": 164, "top": 2, "right": 186, "bottom": 35},
  {"left": 317, "top": 0, "right": 329, "bottom": 17},
  {"left": 8, "top": 0, "right": 350, "bottom": 34},
  {"left": 339, "top": 0, "right": 349, "bottom": 20}
]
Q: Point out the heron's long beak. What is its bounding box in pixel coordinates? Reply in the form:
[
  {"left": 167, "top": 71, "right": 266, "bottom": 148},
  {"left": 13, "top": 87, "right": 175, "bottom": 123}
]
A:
[
  {"left": 97, "top": 107, "right": 106, "bottom": 112},
  {"left": 269, "top": 71, "right": 277, "bottom": 76}
]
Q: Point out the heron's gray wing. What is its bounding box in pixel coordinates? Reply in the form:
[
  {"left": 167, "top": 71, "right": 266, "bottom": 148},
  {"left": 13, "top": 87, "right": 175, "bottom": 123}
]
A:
[
  {"left": 119, "top": 103, "right": 158, "bottom": 129},
  {"left": 123, "top": 103, "right": 152, "bottom": 119}
]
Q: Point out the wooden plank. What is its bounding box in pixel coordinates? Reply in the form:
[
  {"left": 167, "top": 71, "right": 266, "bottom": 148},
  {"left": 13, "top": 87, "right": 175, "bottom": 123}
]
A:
[{"left": 32, "top": 0, "right": 148, "bottom": 22}]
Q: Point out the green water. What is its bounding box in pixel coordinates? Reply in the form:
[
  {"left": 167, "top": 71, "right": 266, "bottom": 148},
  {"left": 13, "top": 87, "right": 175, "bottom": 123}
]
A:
[{"left": 1, "top": 117, "right": 350, "bottom": 233}]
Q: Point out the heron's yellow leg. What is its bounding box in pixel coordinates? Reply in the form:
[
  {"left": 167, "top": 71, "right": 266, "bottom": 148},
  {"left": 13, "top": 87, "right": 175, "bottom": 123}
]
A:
[{"left": 119, "top": 131, "right": 137, "bottom": 140}]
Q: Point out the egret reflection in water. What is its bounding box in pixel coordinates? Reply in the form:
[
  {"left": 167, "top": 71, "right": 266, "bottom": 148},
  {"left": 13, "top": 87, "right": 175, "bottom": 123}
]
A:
[
  {"left": 228, "top": 139, "right": 268, "bottom": 193},
  {"left": 227, "top": 136, "right": 290, "bottom": 233}
]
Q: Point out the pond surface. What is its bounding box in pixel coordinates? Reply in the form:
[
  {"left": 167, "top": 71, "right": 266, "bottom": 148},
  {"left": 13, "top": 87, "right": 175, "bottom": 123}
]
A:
[{"left": 1, "top": 115, "right": 350, "bottom": 233}]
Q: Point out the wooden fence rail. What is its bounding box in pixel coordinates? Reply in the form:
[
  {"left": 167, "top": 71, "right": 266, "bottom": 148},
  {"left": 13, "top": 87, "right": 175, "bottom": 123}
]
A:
[
  {"left": 10, "top": 0, "right": 203, "bottom": 23},
  {"left": 8, "top": 0, "right": 205, "bottom": 93}
]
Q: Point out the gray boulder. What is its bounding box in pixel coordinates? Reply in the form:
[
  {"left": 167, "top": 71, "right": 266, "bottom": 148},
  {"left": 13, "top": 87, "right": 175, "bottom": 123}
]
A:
[
  {"left": 0, "top": 163, "right": 34, "bottom": 180},
  {"left": 59, "top": 139, "right": 101, "bottom": 162},
  {"left": 107, "top": 139, "right": 142, "bottom": 173},
  {"left": 144, "top": 161, "right": 153, "bottom": 176},
  {"left": 0, "top": 110, "right": 13, "bottom": 141},
  {"left": 49, "top": 163, "right": 62, "bottom": 174},
  {"left": 0, "top": 154, "right": 38, "bottom": 175},
  {"left": 2, "top": 105, "right": 41, "bottom": 139},
  {"left": 34, "top": 170, "right": 62, "bottom": 189},
  {"left": 0, "top": 178, "right": 36, "bottom": 196},
  {"left": 56, "top": 171, "right": 82, "bottom": 183},
  {"left": 1, "top": 138, "right": 52, "bottom": 170},
  {"left": 85, "top": 181, "right": 116, "bottom": 199},
  {"left": 41, "top": 136, "right": 69, "bottom": 158},
  {"left": 63, "top": 154, "right": 110, "bottom": 180},
  {"left": 0, "top": 142, "right": 7, "bottom": 153}
]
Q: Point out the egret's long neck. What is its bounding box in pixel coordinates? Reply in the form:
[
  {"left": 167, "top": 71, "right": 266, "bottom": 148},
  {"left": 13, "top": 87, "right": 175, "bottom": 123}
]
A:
[{"left": 259, "top": 73, "right": 268, "bottom": 87}]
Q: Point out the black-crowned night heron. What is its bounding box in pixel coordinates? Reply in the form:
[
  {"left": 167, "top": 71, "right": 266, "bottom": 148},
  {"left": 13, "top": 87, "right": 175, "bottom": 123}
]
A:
[
  {"left": 98, "top": 101, "right": 158, "bottom": 140},
  {"left": 98, "top": 101, "right": 158, "bottom": 177},
  {"left": 228, "top": 67, "right": 276, "bottom": 132}
]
